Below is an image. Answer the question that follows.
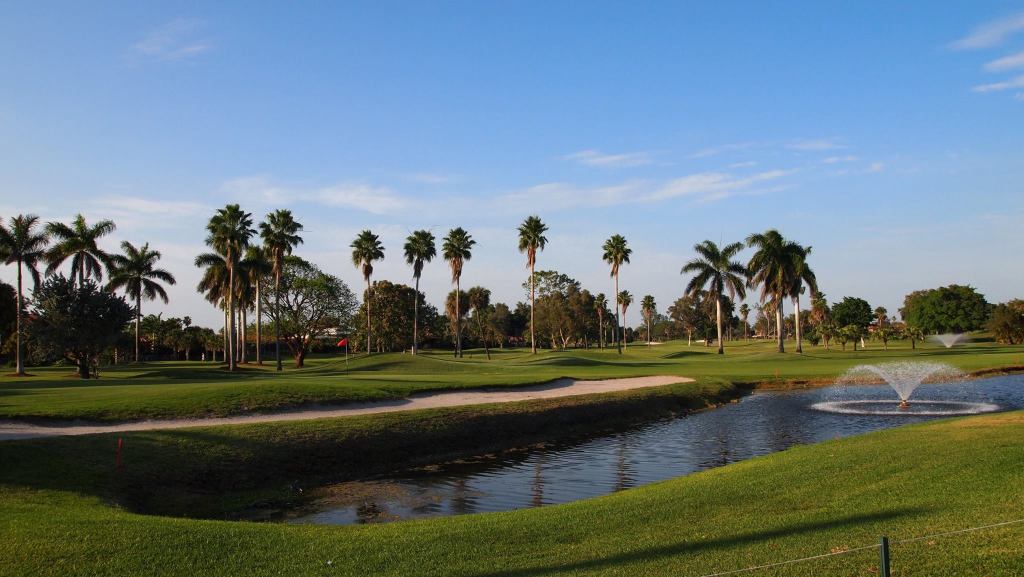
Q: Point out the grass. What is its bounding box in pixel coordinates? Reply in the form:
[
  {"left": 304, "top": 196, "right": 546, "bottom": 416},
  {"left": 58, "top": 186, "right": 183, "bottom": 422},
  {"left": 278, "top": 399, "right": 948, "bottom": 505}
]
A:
[
  {"left": 2, "top": 408, "right": 1023, "bottom": 575},
  {"left": 2, "top": 337, "right": 1023, "bottom": 422}
]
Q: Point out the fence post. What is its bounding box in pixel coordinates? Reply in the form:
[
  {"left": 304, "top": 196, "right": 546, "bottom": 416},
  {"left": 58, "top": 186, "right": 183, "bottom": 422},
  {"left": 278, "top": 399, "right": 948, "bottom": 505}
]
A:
[{"left": 879, "top": 536, "right": 891, "bottom": 577}]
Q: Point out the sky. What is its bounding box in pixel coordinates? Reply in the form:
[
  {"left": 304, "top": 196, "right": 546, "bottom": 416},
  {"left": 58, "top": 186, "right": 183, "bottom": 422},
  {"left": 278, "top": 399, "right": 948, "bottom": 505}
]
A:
[{"left": 1, "top": 2, "right": 1022, "bottom": 329}]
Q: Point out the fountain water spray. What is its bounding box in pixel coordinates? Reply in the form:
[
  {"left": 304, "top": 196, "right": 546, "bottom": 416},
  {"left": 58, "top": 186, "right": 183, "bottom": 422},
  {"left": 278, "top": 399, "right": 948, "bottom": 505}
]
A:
[{"left": 930, "top": 333, "right": 966, "bottom": 348}]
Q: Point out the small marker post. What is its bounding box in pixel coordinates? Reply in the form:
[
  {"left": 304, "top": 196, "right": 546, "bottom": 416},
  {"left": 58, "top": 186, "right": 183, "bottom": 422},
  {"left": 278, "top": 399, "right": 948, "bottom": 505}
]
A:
[{"left": 879, "top": 536, "right": 891, "bottom": 577}]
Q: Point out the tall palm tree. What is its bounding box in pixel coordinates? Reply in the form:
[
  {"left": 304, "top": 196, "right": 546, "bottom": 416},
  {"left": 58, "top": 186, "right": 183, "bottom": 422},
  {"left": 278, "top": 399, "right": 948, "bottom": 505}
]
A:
[
  {"left": 746, "top": 229, "right": 800, "bottom": 353},
  {"left": 241, "top": 246, "right": 272, "bottom": 364},
  {"left": 204, "top": 204, "right": 254, "bottom": 371},
  {"left": 517, "top": 215, "right": 548, "bottom": 354},
  {"left": 618, "top": 291, "right": 633, "bottom": 347},
  {"left": 594, "top": 293, "right": 608, "bottom": 349},
  {"left": 641, "top": 295, "right": 656, "bottom": 346},
  {"left": 259, "top": 209, "right": 303, "bottom": 371},
  {"left": 44, "top": 214, "right": 116, "bottom": 285},
  {"left": 682, "top": 240, "right": 748, "bottom": 355},
  {"left": 0, "top": 215, "right": 49, "bottom": 375},
  {"left": 196, "top": 254, "right": 230, "bottom": 362},
  {"left": 468, "top": 286, "right": 492, "bottom": 360},
  {"left": 107, "top": 241, "right": 177, "bottom": 363},
  {"left": 789, "top": 245, "right": 817, "bottom": 354},
  {"left": 403, "top": 229, "right": 436, "bottom": 355},
  {"left": 351, "top": 230, "right": 385, "bottom": 355},
  {"left": 602, "top": 234, "right": 631, "bottom": 354},
  {"left": 442, "top": 227, "right": 475, "bottom": 358},
  {"left": 739, "top": 303, "right": 750, "bottom": 340}
]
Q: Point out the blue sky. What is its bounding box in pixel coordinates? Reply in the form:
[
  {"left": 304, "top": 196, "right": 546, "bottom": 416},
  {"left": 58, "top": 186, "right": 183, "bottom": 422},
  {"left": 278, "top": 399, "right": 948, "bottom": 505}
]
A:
[{"left": 1, "top": 2, "right": 1022, "bottom": 328}]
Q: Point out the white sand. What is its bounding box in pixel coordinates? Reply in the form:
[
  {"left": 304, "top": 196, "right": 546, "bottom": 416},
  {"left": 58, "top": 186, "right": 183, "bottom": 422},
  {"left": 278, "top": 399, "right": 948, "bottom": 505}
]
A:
[{"left": 0, "top": 375, "right": 692, "bottom": 440}]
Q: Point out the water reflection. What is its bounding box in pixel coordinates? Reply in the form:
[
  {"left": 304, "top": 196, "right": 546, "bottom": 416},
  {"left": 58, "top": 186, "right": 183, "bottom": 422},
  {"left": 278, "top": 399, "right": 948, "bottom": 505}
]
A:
[{"left": 289, "top": 375, "right": 1024, "bottom": 526}]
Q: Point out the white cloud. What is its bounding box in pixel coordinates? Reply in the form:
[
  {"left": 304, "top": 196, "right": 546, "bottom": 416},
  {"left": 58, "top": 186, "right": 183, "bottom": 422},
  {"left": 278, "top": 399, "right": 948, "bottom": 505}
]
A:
[
  {"left": 971, "top": 74, "right": 1024, "bottom": 92},
  {"left": 822, "top": 155, "right": 859, "bottom": 164},
  {"left": 786, "top": 138, "right": 844, "bottom": 151},
  {"left": 950, "top": 12, "right": 1024, "bottom": 50},
  {"left": 984, "top": 51, "right": 1024, "bottom": 72},
  {"left": 728, "top": 161, "right": 758, "bottom": 168},
  {"left": 131, "top": 18, "right": 213, "bottom": 62},
  {"left": 404, "top": 173, "right": 460, "bottom": 184},
  {"left": 687, "top": 142, "right": 757, "bottom": 159},
  {"left": 563, "top": 149, "right": 652, "bottom": 168},
  {"left": 220, "top": 176, "right": 413, "bottom": 215},
  {"left": 866, "top": 162, "right": 885, "bottom": 173}
]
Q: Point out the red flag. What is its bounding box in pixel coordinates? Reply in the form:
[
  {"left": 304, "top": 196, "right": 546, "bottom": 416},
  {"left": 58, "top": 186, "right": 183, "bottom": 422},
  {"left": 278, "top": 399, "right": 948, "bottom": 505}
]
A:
[{"left": 337, "top": 338, "right": 348, "bottom": 347}]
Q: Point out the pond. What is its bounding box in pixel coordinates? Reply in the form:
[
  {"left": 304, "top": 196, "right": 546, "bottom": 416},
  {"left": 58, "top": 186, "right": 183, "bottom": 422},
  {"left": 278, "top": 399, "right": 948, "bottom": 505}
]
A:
[{"left": 288, "top": 374, "right": 1024, "bottom": 526}]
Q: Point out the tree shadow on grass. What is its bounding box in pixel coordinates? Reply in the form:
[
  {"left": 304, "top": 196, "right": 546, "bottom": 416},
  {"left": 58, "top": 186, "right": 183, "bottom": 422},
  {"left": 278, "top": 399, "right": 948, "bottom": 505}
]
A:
[{"left": 469, "top": 507, "right": 927, "bottom": 577}]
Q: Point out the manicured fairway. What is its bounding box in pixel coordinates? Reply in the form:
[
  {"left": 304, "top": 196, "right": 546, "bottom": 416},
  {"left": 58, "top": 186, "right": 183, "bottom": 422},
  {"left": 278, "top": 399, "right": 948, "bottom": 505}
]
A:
[
  {"left": 2, "top": 409, "right": 1022, "bottom": 576},
  {"left": 1, "top": 338, "right": 1021, "bottom": 422}
]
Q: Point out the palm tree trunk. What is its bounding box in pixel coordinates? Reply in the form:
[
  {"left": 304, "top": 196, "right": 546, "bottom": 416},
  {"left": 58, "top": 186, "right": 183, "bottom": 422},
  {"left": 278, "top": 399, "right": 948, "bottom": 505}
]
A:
[
  {"left": 776, "top": 296, "right": 785, "bottom": 353},
  {"left": 614, "top": 274, "right": 621, "bottom": 355},
  {"left": 255, "top": 280, "right": 262, "bottom": 365},
  {"left": 275, "top": 271, "right": 283, "bottom": 371},
  {"left": 15, "top": 262, "right": 24, "bottom": 376},
  {"left": 223, "top": 308, "right": 228, "bottom": 363},
  {"left": 227, "top": 264, "right": 237, "bottom": 371},
  {"left": 716, "top": 296, "right": 724, "bottom": 355},
  {"left": 598, "top": 311, "right": 603, "bottom": 349},
  {"left": 455, "top": 277, "right": 462, "bottom": 358},
  {"left": 240, "top": 307, "right": 248, "bottom": 364},
  {"left": 365, "top": 276, "right": 372, "bottom": 355},
  {"left": 413, "top": 275, "right": 420, "bottom": 355},
  {"left": 530, "top": 262, "right": 536, "bottom": 354},
  {"left": 135, "top": 294, "right": 141, "bottom": 363},
  {"left": 794, "top": 294, "right": 803, "bottom": 354}
]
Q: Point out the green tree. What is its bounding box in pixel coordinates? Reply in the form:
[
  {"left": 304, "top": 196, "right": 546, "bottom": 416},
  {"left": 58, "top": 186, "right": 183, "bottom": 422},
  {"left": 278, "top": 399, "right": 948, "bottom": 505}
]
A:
[
  {"left": 259, "top": 209, "right": 304, "bottom": 371},
  {"left": 241, "top": 246, "right": 272, "bottom": 364},
  {"left": 403, "top": 229, "right": 436, "bottom": 355},
  {"left": 468, "top": 286, "right": 492, "bottom": 359},
  {"left": 517, "top": 215, "right": 549, "bottom": 354},
  {"left": 788, "top": 244, "right": 817, "bottom": 353},
  {"left": 904, "top": 325, "right": 925, "bottom": 349},
  {"left": 901, "top": 285, "right": 991, "bottom": 334},
  {"left": 594, "top": 293, "right": 608, "bottom": 348},
  {"left": 682, "top": 240, "right": 747, "bottom": 354},
  {"left": 29, "top": 276, "right": 132, "bottom": 378},
  {"left": 738, "top": 303, "right": 750, "bottom": 340},
  {"left": 445, "top": 289, "right": 470, "bottom": 351},
  {"left": 987, "top": 301, "right": 1024, "bottom": 345},
  {"left": 617, "top": 290, "right": 633, "bottom": 347},
  {"left": 260, "top": 257, "right": 357, "bottom": 366},
  {"left": 442, "top": 227, "right": 475, "bottom": 357},
  {"left": 44, "top": 214, "right": 116, "bottom": 285},
  {"left": 106, "top": 241, "right": 176, "bottom": 363},
  {"left": 204, "top": 204, "right": 254, "bottom": 371},
  {"left": 668, "top": 294, "right": 702, "bottom": 346},
  {"left": 746, "top": 229, "right": 801, "bottom": 353},
  {"left": 350, "top": 230, "right": 385, "bottom": 355},
  {"left": 809, "top": 292, "right": 834, "bottom": 350},
  {"left": 840, "top": 324, "right": 867, "bottom": 352},
  {"left": 832, "top": 296, "right": 873, "bottom": 331},
  {"left": 641, "top": 295, "right": 656, "bottom": 345},
  {"left": 0, "top": 215, "right": 50, "bottom": 375},
  {"left": 602, "top": 234, "right": 631, "bottom": 354}
]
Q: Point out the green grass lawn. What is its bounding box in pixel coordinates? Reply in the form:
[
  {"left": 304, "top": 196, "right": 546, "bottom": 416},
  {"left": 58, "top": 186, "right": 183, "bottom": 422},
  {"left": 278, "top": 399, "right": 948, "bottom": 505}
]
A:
[
  {"left": 2, "top": 337, "right": 1022, "bottom": 422},
  {"left": 2, "top": 409, "right": 1022, "bottom": 576}
]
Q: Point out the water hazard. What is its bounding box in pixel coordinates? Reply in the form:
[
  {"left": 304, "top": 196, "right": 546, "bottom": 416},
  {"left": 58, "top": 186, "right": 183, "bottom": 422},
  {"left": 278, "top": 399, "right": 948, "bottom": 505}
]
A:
[{"left": 287, "top": 374, "right": 1024, "bottom": 526}]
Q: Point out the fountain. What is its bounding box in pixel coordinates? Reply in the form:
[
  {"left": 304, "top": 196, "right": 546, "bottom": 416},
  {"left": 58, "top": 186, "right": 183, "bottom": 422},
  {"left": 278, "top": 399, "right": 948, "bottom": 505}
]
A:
[
  {"left": 811, "top": 361, "right": 1000, "bottom": 416},
  {"left": 931, "top": 333, "right": 967, "bottom": 348}
]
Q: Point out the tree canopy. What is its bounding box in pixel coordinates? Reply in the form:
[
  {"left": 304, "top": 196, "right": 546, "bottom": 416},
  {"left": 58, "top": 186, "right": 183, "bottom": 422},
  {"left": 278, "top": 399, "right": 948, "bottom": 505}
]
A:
[
  {"left": 832, "top": 296, "right": 873, "bottom": 330},
  {"left": 901, "top": 285, "right": 991, "bottom": 333}
]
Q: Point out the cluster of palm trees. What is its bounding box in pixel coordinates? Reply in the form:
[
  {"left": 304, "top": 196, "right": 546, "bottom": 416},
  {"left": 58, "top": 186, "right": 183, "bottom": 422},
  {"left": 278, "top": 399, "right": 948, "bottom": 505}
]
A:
[
  {"left": 682, "top": 229, "right": 816, "bottom": 354},
  {"left": 194, "top": 205, "right": 304, "bottom": 372},
  {"left": 0, "top": 213, "right": 178, "bottom": 374}
]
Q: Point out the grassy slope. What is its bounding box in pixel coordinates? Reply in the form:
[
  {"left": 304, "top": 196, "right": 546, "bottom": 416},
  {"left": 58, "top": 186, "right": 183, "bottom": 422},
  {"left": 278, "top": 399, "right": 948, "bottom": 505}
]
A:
[
  {"left": 2, "top": 338, "right": 1022, "bottom": 421},
  {"left": 2, "top": 411, "right": 1023, "bottom": 576}
]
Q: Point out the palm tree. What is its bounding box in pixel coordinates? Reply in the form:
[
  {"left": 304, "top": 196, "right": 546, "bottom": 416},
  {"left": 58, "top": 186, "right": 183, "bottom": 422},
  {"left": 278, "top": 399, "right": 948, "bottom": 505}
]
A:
[
  {"left": 617, "top": 290, "right": 633, "bottom": 347},
  {"left": 517, "top": 216, "right": 548, "bottom": 354},
  {"left": 351, "top": 230, "right": 385, "bottom": 355},
  {"left": 594, "top": 293, "right": 608, "bottom": 348},
  {"left": 107, "top": 241, "right": 176, "bottom": 363},
  {"left": 739, "top": 303, "right": 750, "bottom": 340},
  {"left": 789, "top": 245, "right": 817, "bottom": 354},
  {"left": 241, "top": 246, "right": 272, "bottom": 364},
  {"left": 0, "top": 215, "right": 50, "bottom": 375},
  {"left": 259, "top": 209, "right": 304, "bottom": 371},
  {"left": 196, "top": 254, "right": 230, "bottom": 362},
  {"left": 403, "top": 230, "right": 436, "bottom": 355},
  {"left": 44, "top": 214, "right": 116, "bottom": 285},
  {"left": 682, "top": 240, "right": 748, "bottom": 355},
  {"left": 468, "top": 286, "right": 492, "bottom": 360},
  {"left": 746, "top": 229, "right": 800, "bottom": 353},
  {"left": 602, "top": 234, "right": 631, "bottom": 354},
  {"left": 641, "top": 295, "right": 656, "bottom": 345},
  {"left": 204, "top": 204, "right": 254, "bottom": 371},
  {"left": 442, "top": 227, "right": 475, "bottom": 358}
]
